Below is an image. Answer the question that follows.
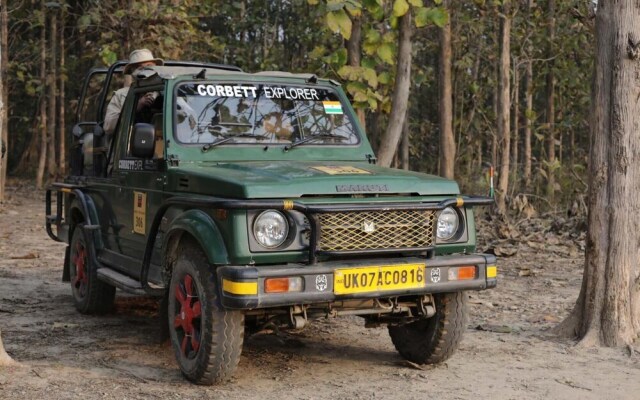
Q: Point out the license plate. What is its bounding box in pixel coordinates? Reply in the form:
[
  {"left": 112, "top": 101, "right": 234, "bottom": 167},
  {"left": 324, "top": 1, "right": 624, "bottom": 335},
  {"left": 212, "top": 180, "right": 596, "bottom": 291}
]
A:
[{"left": 334, "top": 264, "right": 426, "bottom": 295}]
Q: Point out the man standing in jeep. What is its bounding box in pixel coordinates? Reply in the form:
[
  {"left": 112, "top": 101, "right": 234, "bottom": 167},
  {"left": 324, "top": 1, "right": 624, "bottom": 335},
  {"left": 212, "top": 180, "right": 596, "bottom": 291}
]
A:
[{"left": 103, "top": 48, "right": 163, "bottom": 136}]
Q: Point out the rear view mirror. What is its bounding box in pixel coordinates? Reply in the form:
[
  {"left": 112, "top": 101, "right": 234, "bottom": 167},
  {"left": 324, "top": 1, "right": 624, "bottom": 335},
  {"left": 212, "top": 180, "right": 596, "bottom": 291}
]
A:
[{"left": 131, "top": 123, "right": 155, "bottom": 158}]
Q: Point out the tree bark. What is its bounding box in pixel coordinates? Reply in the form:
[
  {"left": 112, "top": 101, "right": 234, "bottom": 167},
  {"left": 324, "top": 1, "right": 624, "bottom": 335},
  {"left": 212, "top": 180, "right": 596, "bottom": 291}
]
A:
[
  {"left": 46, "top": 8, "right": 57, "bottom": 179},
  {"left": 58, "top": 5, "right": 65, "bottom": 176},
  {"left": 496, "top": 1, "right": 511, "bottom": 214},
  {"left": 511, "top": 58, "right": 519, "bottom": 191},
  {"left": 36, "top": 1, "right": 47, "bottom": 189},
  {"left": 524, "top": 0, "right": 534, "bottom": 190},
  {"left": 438, "top": 0, "right": 455, "bottom": 179},
  {"left": 555, "top": 0, "right": 640, "bottom": 347},
  {"left": 346, "top": 11, "right": 366, "bottom": 131},
  {"left": 0, "top": 329, "right": 14, "bottom": 366},
  {"left": 0, "top": 0, "right": 6, "bottom": 204},
  {"left": 377, "top": 11, "right": 412, "bottom": 167},
  {"left": 401, "top": 119, "right": 409, "bottom": 170},
  {"left": 545, "top": 0, "right": 556, "bottom": 201}
]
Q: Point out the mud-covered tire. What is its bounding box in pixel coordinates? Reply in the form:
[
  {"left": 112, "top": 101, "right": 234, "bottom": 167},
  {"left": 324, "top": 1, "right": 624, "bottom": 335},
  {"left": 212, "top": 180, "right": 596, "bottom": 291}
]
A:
[
  {"left": 68, "top": 225, "right": 116, "bottom": 314},
  {"left": 388, "top": 291, "right": 468, "bottom": 365},
  {"left": 168, "top": 240, "right": 244, "bottom": 385}
]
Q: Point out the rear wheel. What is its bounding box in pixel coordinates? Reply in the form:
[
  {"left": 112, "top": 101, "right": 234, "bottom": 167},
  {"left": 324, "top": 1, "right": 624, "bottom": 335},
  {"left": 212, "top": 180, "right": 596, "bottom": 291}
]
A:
[
  {"left": 69, "top": 225, "right": 116, "bottom": 314},
  {"left": 168, "top": 240, "right": 244, "bottom": 385},
  {"left": 388, "top": 291, "right": 468, "bottom": 364}
]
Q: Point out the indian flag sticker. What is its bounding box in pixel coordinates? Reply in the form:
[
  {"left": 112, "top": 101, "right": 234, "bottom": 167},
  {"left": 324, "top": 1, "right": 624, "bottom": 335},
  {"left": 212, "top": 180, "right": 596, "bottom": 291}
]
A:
[{"left": 323, "top": 101, "right": 343, "bottom": 114}]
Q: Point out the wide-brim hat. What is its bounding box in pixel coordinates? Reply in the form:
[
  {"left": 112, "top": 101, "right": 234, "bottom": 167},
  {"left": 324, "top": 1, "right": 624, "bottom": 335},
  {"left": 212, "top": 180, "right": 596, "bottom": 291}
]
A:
[{"left": 124, "top": 48, "right": 164, "bottom": 74}]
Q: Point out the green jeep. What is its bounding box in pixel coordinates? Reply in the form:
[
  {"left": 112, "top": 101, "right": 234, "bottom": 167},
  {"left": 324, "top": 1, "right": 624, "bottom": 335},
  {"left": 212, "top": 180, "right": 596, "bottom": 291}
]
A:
[{"left": 45, "top": 60, "right": 497, "bottom": 385}]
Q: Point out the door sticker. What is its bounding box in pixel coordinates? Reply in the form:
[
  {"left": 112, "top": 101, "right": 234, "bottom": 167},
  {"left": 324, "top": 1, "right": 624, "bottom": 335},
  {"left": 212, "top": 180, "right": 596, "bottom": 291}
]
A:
[
  {"left": 312, "top": 166, "right": 371, "bottom": 175},
  {"left": 133, "top": 191, "right": 147, "bottom": 235}
]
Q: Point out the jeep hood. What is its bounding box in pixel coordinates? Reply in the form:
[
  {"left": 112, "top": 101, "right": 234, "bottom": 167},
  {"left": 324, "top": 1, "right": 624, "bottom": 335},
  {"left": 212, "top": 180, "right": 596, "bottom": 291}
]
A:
[{"left": 169, "top": 161, "right": 459, "bottom": 198}]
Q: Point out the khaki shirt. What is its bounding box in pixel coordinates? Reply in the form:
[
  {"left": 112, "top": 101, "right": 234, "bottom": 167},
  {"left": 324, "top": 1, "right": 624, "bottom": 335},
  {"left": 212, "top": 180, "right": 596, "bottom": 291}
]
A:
[{"left": 104, "top": 87, "right": 129, "bottom": 136}]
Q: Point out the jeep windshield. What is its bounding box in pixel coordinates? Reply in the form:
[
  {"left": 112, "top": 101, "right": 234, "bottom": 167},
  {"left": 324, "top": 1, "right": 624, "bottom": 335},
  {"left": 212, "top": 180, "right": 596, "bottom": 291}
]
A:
[{"left": 174, "top": 83, "right": 360, "bottom": 147}]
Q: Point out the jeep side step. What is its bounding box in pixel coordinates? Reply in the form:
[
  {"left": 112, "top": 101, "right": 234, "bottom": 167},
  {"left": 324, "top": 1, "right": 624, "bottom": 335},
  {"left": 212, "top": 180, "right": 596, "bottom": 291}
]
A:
[{"left": 97, "top": 267, "right": 147, "bottom": 296}]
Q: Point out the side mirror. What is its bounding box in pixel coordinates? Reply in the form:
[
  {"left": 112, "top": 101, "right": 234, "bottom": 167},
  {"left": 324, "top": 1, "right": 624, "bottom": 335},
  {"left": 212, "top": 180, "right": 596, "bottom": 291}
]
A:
[{"left": 131, "top": 123, "right": 155, "bottom": 159}]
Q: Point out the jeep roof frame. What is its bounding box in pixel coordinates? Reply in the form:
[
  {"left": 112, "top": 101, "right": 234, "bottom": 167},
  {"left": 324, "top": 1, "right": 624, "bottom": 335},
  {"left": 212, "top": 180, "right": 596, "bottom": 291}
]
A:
[{"left": 76, "top": 60, "right": 243, "bottom": 125}]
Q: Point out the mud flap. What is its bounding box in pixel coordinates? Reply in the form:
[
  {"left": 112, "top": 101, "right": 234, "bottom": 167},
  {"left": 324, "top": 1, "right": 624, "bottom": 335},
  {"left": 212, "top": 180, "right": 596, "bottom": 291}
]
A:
[{"left": 62, "top": 245, "right": 70, "bottom": 282}]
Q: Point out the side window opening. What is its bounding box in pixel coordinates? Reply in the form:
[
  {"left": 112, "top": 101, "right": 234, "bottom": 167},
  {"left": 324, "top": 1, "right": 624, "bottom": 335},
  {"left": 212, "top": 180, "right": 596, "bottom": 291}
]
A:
[{"left": 126, "top": 90, "right": 164, "bottom": 160}]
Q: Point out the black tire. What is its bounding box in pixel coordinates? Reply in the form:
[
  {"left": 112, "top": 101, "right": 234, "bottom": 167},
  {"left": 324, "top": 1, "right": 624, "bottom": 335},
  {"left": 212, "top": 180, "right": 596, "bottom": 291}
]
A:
[
  {"left": 68, "top": 225, "right": 116, "bottom": 314},
  {"left": 388, "top": 291, "right": 468, "bottom": 365},
  {"left": 168, "top": 240, "right": 244, "bottom": 385}
]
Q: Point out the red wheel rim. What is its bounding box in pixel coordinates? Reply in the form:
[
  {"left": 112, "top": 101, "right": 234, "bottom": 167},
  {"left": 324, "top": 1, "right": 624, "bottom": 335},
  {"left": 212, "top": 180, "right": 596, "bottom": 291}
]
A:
[
  {"left": 174, "top": 274, "right": 202, "bottom": 359},
  {"left": 72, "top": 242, "right": 89, "bottom": 298}
]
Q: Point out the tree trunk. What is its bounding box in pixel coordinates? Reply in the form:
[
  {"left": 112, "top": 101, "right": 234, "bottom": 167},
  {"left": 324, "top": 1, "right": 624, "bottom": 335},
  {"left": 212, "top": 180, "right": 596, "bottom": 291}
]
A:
[
  {"left": 0, "top": 0, "right": 6, "bottom": 205},
  {"left": 58, "top": 5, "right": 65, "bottom": 176},
  {"left": 545, "top": 0, "right": 556, "bottom": 201},
  {"left": 346, "top": 11, "right": 366, "bottom": 131},
  {"left": 46, "top": 9, "right": 57, "bottom": 179},
  {"left": 377, "top": 11, "right": 412, "bottom": 167},
  {"left": 36, "top": 1, "right": 47, "bottom": 189},
  {"left": 496, "top": 2, "right": 511, "bottom": 214},
  {"left": 438, "top": 0, "right": 455, "bottom": 179},
  {"left": 555, "top": 0, "right": 640, "bottom": 347},
  {"left": 401, "top": 119, "right": 409, "bottom": 170},
  {"left": 0, "top": 329, "right": 14, "bottom": 366},
  {"left": 524, "top": 10, "right": 533, "bottom": 190},
  {"left": 511, "top": 58, "right": 519, "bottom": 192}
]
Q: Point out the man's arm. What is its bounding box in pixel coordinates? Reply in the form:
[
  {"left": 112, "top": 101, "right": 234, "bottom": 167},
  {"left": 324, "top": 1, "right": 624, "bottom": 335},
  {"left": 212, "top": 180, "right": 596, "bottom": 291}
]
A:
[{"left": 103, "top": 88, "right": 127, "bottom": 136}]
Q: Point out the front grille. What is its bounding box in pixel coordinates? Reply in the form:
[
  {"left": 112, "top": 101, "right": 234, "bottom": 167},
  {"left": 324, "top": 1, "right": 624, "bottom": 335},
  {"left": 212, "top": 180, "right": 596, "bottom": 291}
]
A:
[{"left": 316, "top": 210, "right": 436, "bottom": 252}]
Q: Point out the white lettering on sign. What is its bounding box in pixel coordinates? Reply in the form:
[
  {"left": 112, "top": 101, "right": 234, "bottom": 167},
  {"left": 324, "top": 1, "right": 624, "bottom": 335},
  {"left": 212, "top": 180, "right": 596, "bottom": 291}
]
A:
[
  {"left": 196, "top": 84, "right": 258, "bottom": 98},
  {"left": 264, "top": 86, "right": 319, "bottom": 100},
  {"left": 194, "top": 84, "right": 319, "bottom": 100}
]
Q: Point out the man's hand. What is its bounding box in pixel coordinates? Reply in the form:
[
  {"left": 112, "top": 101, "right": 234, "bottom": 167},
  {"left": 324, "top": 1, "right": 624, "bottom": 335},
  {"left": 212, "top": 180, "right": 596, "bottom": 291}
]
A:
[{"left": 137, "top": 93, "right": 157, "bottom": 111}]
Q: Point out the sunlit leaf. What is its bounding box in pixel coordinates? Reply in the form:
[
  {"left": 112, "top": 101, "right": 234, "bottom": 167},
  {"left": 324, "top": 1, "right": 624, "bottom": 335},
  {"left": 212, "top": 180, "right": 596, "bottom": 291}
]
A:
[
  {"left": 377, "top": 43, "right": 396, "bottom": 65},
  {"left": 363, "top": 67, "right": 378, "bottom": 88},
  {"left": 326, "top": 9, "right": 352, "bottom": 39},
  {"left": 378, "top": 72, "right": 391, "bottom": 85},
  {"left": 393, "top": 0, "right": 410, "bottom": 17},
  {"left": 415, "top": 7, "right": 449, "bottom": 28}
]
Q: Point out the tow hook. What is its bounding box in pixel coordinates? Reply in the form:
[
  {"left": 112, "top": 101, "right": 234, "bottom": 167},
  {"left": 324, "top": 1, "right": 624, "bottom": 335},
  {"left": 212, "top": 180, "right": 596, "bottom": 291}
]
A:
[
  {"left": 417, "top": 295, "right": 436, "bottom": 318},
  {"left": 288, "top": 305, "right": 308, "bottom": 329}
]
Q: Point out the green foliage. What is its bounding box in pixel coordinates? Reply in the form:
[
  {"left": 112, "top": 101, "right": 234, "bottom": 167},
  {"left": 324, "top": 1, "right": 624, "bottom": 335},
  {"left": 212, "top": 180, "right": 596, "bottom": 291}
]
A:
[
  {"left": 2, "top": 0, "right": 594, "bottom": 211},
  {"left": 327, "top": 9, "right": 353, "bottom": 39}
]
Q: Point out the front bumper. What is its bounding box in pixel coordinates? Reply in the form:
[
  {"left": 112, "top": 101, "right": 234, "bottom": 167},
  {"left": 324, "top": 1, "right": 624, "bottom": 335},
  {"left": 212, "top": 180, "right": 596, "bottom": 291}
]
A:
[{"left": 217, "top": 253, "right": 497, "bottom": 310}]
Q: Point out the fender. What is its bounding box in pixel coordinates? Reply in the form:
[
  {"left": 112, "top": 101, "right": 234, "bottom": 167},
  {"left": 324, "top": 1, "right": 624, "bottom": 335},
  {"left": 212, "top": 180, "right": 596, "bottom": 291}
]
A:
[
  {"left": 163, "top": 208, "right": 230, "bottom": 265},
  {"left": 64, "top": 191, "right": 104, "bottom": 282}
]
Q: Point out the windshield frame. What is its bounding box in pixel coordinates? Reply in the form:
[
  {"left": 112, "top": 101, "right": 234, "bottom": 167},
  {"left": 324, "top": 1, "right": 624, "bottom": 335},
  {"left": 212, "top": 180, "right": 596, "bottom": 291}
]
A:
[{"left": 171, "top": 80, "right": 362, "bottom": 149}]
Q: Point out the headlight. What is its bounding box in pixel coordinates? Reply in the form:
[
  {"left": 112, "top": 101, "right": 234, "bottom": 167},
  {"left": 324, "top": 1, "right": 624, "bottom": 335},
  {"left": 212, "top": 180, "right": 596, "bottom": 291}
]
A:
[
  {"left": 253, "top": 210, "right": 289, "bottom": 248},
  {"left": 437, "top": 207, "right": 459, "bottom": 240}
]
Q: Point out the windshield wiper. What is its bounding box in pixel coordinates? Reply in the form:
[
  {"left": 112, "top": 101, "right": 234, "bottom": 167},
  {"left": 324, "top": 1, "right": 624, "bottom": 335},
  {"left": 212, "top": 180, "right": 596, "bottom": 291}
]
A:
[
  {"left": 201, "top": 132, "right": 269, "bottom": 152},
  {"left": 284, "top": 133, "right": 348, "bottom": 151}
]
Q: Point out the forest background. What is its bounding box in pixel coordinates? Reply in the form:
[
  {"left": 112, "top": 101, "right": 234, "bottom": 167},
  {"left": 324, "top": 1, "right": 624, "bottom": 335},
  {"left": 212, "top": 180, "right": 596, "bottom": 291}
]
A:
[{"left": 0, "top": 0, "right": 594, "bottom": 217}]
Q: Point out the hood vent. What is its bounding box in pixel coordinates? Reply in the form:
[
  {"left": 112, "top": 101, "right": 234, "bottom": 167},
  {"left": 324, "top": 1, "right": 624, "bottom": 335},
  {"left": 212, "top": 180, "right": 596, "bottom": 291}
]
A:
[{"left": 178, "top": 177, "right": 190, "bottom": 190}]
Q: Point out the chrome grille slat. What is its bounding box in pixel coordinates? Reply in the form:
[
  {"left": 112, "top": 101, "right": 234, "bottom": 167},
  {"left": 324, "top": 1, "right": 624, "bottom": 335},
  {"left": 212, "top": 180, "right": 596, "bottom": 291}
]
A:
[{"left": 316, "top": 210, "right": 435, "bottom": 251}]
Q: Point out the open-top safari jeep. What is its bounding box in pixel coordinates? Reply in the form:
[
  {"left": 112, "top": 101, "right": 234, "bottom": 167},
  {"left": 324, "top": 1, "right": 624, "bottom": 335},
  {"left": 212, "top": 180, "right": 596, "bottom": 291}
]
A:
[{"left": 45, "top": 59, "right": 497, "bottom": 384}]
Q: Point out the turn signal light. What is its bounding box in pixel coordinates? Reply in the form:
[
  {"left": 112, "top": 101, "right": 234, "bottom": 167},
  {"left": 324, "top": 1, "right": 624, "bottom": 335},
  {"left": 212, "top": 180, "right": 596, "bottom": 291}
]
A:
[
  {"left": 265, "top": 277, "right": 304, "bottom": 293},
  {"left": 448, "top": 266, "right": 476, "bottom": 281}
]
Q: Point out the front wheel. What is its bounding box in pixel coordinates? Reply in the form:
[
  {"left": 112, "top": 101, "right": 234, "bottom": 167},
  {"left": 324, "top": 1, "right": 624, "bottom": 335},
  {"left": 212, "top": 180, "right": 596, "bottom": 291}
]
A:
[
  {"left": 68, "top": 225, "right": 116, "bottom": 314},
  {"left": 168, "top": 240, "right": 244, "bottom": 385},
  {"left": 388, "top": 291, "right": 468, "bottom": 365}
]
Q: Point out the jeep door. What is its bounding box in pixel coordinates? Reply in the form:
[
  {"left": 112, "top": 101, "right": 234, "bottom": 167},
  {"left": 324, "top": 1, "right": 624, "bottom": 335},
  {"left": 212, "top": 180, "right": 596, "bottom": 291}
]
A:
[{"left": 103, "top": 84, "right": 167, "bottom": 279}]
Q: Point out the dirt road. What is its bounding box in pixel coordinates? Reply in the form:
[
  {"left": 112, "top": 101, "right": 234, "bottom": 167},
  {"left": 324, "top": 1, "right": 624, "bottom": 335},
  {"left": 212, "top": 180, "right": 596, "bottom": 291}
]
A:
[{"left": 1, "top": 184, "right": 639, "bottom": 399}]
